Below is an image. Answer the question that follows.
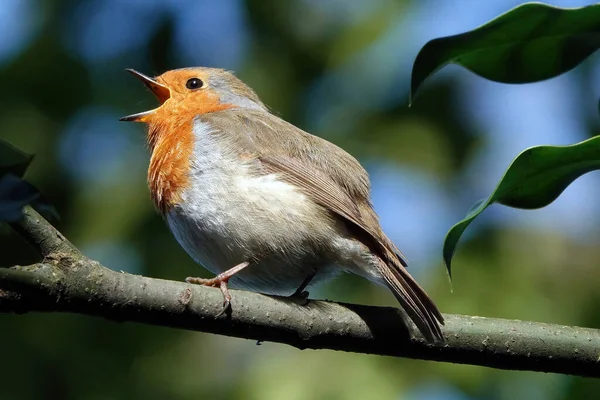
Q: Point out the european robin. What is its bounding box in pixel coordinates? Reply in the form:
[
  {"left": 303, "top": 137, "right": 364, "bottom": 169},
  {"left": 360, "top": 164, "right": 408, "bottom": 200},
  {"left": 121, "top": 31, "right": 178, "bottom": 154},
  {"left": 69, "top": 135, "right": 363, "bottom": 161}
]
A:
[{"left": 121, "top": 67, "right": 444, "bottom": 341}]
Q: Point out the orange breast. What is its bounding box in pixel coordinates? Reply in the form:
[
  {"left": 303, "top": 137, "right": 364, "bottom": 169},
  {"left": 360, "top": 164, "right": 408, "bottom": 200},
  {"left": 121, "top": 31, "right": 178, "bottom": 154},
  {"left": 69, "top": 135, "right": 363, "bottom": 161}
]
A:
[
  {"left": 147, "top": 116, "right": 194, "bottom": 213},
  {"left": 146, "top": 90, "right": 234, "bottom": 213}
]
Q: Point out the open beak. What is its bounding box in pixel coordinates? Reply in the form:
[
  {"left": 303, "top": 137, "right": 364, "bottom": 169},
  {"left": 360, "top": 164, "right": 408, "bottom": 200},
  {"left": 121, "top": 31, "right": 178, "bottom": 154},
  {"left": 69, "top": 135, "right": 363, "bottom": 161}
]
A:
[{"left": 120, "top": 69, "right": 171, "bottom": 122}]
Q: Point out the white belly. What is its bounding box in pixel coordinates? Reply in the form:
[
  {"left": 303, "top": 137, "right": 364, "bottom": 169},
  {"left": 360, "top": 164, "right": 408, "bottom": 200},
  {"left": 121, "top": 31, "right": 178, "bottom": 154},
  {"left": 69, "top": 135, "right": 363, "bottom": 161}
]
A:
[{"left": 165, "top": 120, "right": 343, "bottom": 294}]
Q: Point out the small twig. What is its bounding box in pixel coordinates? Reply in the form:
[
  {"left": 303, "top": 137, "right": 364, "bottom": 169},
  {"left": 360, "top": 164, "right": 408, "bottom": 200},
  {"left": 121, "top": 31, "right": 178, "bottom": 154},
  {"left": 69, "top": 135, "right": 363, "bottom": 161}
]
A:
[{"left": 9, "top": 206, "right": 79, "bottom": 258}]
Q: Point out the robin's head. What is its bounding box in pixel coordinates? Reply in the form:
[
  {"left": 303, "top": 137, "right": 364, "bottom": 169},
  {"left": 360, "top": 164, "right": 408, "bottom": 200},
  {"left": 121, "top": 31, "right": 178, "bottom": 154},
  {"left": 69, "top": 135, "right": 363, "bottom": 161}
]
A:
[{"left": 121, "top": 67, "right": 267, "bottom": 123}]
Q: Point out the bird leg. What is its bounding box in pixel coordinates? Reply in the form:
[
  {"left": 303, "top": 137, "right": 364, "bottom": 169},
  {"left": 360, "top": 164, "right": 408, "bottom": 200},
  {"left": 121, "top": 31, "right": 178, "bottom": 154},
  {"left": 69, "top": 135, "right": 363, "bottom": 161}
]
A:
[
  {"left": 186, "top": 261, "right": 250, "bottom": 316},
  {"left": 289, "top": 271, "right": 317, "bottom": 305}
]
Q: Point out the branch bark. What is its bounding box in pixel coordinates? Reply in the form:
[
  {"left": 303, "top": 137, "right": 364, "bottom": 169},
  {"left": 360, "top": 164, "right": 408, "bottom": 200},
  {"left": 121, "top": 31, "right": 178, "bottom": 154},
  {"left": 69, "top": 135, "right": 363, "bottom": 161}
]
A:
[{"left": 2, "top": 207, "right": 599, "bottom": 378}]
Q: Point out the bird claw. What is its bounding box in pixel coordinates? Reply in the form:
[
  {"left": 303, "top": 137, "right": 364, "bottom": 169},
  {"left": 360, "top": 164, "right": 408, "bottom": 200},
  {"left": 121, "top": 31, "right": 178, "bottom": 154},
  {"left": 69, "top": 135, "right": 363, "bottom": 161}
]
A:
[
  {"left": 216, "top": 299, "right": 231, "bottom": 318},
  {"left": 187, "top": 277, "right": 232, "bottom": 317},
  {"left": 216, "top": 281, "right": 232, "bottom": 317},
  {"left": 289, "top": 289, "right": 310, "bottom": 306},
  {"left": 288, "top": 272, "right": 315, "bottom": 306},
  {"left": 185, "top": 262, "right": 251, "bottom": 317}
]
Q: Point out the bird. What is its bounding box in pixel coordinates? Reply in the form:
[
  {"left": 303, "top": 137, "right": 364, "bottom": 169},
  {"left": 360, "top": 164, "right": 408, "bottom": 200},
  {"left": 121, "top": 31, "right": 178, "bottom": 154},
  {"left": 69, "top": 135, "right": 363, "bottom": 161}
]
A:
[{"left": 121, "top": 67, "right": 444, "bottom": 341}]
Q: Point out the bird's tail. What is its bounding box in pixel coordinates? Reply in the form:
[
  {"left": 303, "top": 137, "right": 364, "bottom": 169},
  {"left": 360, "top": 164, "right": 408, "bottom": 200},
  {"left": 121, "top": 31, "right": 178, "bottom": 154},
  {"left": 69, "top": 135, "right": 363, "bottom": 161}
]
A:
[{"left": 377, "top": 258, "right": 445, "bottom": 342}]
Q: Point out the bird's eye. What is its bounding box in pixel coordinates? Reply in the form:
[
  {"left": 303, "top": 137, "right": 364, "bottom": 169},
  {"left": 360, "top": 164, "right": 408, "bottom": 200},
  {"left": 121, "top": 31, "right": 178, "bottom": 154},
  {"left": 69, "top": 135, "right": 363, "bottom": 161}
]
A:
[{"left": 186, "top": 78, "right": 203, "bottom": 90}]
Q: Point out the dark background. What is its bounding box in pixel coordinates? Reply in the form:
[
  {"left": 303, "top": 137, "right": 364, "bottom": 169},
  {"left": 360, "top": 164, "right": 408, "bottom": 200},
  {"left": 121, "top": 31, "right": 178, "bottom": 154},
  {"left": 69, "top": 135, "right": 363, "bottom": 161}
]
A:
[{"left": 1, "top": 0, "right": 600, "bottom": 399}]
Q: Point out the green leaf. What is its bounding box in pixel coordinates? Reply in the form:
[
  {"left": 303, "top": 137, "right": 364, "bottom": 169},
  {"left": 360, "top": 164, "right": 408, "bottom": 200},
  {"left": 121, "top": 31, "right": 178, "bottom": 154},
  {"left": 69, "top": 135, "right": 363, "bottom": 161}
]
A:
[
  {"left": 411, "top": 3, "right": 600, "bottom": 103},
  {"left": 0, "top": 174, "right": 58, "bottom": 222},
  {"left": 0, "top": 140, "right": 57, "bottom": 221},
  {"left": 0, "top": 174, "right": 40, "bottom": 221},
  {"left": 443, "top": 136, "right": 600, "bottom": 278},
  {"left": 0, "top": 138, "right": 34, "bottom": 178}
]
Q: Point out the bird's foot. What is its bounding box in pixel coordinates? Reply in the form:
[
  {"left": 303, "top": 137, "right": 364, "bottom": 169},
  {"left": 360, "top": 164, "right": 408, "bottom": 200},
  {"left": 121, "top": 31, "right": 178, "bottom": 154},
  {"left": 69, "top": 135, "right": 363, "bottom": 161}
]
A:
[
  {"left": 287, "top": 273, "right": 315, "bottom": 306},
  {"left": 186, "top": 261, "right": 250, "bottom": 316},
  {"left": 288, "top": 289, "right": 310, "bottom": 306}
]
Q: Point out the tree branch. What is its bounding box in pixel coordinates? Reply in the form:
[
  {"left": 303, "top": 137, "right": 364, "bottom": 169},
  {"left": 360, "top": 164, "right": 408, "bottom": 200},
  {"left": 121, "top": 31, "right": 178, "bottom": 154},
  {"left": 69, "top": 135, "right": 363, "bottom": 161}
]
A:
[
  {"left": 2, "top": 207, "right": 599, "bottom": 378},
  {"left": 8, "top": 206, "right": 80, "bottom": 258}
]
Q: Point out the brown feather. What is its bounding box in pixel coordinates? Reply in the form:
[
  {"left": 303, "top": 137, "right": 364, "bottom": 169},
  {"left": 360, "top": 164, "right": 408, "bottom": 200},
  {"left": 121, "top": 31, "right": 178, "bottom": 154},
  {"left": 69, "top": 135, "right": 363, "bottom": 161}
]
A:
[{"left": 201, "top": 109, "right": 444, "bottom": 340}]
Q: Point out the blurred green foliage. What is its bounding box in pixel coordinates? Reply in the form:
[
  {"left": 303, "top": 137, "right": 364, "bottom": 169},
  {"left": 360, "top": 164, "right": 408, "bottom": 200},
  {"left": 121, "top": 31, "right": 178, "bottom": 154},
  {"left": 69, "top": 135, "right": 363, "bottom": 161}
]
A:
[{"left": 1, "top": 1, "right": 600, "bottom": 399}]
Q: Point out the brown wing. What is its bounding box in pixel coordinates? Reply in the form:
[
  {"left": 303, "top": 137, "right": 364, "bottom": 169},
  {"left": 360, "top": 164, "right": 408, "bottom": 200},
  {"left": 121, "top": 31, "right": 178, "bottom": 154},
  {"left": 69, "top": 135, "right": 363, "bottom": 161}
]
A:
[
  {"left": 207, "top": 109, "right": 407, "bottom": 261},
  {"left": 259, "top": 155, "right": 444, "bottom": 341},
  {"left": 203, "top": 109, "right": 444, "bottom": 341}
]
